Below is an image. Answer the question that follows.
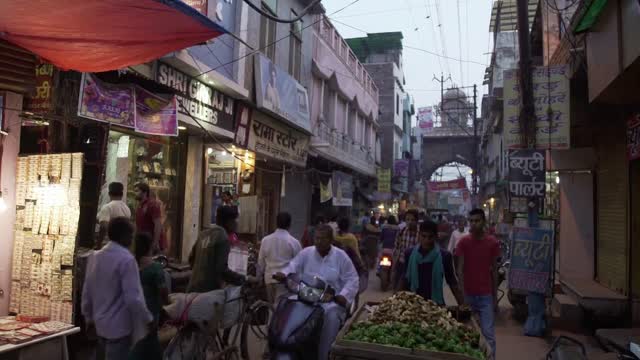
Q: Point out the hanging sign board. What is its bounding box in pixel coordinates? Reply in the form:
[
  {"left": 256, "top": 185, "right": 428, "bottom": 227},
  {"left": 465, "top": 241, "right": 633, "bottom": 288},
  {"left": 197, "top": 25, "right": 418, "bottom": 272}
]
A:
[
  {"left": 508, "top": 226, "right": 555, "bottom": 294},
  {"left": 504, "top": 65, "right": 570, "bottom": 149},
  {"left": 332, "top": 171, "right": 353, "bottom": 207},
  {"left": 508, "top": 150, "right": 545, "bottom": 213}
]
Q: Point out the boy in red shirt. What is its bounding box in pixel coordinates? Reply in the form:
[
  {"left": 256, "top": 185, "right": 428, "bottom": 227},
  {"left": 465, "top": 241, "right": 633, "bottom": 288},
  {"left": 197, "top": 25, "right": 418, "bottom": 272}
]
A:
[{"left": 455, "top": 208, "right": 500, "bottom": 358}]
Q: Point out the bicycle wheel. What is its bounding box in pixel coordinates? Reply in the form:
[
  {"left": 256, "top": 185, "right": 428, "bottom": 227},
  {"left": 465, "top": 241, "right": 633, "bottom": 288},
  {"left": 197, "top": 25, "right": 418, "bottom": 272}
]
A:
[
  {"left": 164, "top": 325, "right": 219, "bottom": 360},
  {"left": 240, "top": 301, "right": 274, "bottom": 360}
]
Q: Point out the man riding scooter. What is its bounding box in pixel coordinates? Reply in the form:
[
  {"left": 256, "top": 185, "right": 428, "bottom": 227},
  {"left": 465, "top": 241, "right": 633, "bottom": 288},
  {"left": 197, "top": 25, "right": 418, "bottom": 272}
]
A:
[
  {"left": 378, "top": 215, "right": 400, "bottom": 291},
  {"left": 273, "top": 224, "right": 360, "bottom": 360}
]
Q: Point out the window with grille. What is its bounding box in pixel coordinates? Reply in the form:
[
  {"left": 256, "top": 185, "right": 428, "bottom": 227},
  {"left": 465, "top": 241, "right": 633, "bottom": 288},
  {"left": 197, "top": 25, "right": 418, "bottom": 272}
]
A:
[{"left": 260, "top": 2, "right": 277, "bottom": 61}]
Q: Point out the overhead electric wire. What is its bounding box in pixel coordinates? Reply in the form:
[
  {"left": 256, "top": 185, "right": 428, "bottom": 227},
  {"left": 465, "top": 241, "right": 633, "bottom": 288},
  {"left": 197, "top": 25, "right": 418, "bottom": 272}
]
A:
[
  {"left": 191, "top": 0, "right": 362, "bottom": 79},
  {"left": 242, "top": 0, "right": 322, "bottom": 23},
  {"left": 456, "top": 0, "right": 464, "bottom": 86},
  {"left": 433, "top": 0, "right": 452, "bottom": 78},
  {"left": 424, "top": 0, "right": 444, "bottom": 74}
]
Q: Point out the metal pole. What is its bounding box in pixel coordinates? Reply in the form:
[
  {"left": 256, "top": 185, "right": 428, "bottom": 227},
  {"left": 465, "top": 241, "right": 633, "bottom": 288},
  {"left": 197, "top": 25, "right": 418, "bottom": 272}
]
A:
[
  {"left": 473, "top": 84, "right": 478, "bottom": 204},
  {"left": 516, "top": 0, "right": 535, "bottom": 148}
]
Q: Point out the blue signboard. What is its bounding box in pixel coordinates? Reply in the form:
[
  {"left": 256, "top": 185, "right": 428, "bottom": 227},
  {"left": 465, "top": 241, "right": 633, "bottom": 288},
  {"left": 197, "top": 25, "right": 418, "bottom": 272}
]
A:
[{"left": 508, "top": 226, "right": 554, "bottom": 294}]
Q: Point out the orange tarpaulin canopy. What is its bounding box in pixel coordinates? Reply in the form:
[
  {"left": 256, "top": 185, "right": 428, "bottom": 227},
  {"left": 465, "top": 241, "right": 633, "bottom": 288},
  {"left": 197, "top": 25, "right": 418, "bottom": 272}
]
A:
[{"left": 0, "top": 0, "right": 227, "bottom": 72}]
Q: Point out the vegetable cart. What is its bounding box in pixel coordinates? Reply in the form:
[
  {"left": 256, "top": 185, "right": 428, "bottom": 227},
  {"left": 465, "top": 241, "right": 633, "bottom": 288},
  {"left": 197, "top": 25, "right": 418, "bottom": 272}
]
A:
[{"left": 331, "top": 301, "right": 491, "bottom": 360}]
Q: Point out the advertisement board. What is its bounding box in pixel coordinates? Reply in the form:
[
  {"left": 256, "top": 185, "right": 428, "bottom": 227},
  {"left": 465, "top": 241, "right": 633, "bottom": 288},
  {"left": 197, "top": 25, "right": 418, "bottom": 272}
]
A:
[
  {"left": 247, "top": 112, "right": 310, "bottom": 167},
  {"left": 504, "top": 65, "right": 570, "bottom": 149},
  {"left": 255, "top": 54, "right": 311, "bottom": 133},
  {"left": 508, "top": 226, "right": 555, "bottom": 294},
  {"left": 427, "top": 178, "right": 467, "bottom": 192},
  {"left": 332, "top": 171, "right": 353, "bottom": 207},
  {"left": 508, "top": 150, "right": 545, "bottom": 213},
  {"left": 377, "top": 168, "right": 391, "bottom": 193}
]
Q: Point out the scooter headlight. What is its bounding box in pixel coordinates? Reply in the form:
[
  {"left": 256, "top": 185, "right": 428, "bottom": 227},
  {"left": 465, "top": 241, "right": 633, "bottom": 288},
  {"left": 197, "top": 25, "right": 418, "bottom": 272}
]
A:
[
  {"left": 379, "top": 256, "right": 392, "bottom": 267},
  {"left": 298, "top": 282, "right": 324, "bottom": 303}
]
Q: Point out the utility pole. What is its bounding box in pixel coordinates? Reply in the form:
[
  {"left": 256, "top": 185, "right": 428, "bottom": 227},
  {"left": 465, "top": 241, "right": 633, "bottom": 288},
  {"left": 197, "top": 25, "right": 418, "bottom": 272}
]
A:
[
  {"left": 516, "top": 0, "right": 535, "bottom": 148},
  {"left": 432, "top": 73, "right": 451, "bottom": 126},
  {"left": 472, "top": 84, "right": 478, "bottom": 203}
]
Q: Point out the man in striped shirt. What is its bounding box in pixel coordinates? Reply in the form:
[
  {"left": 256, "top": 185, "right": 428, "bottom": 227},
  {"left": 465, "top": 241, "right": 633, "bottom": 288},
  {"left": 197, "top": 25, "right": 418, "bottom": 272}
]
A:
[{"left": 392, "top": 209, "right": 419, "bottom": 290}]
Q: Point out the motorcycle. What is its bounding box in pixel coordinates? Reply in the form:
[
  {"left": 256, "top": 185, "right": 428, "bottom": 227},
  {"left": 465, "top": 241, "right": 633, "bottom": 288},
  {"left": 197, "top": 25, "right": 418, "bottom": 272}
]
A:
[
  {"left": 377, "top": 249, "right": 393, "bottom": 291},
  {"left": 268, "top": 273, "right": 339, "bottom": 360}
]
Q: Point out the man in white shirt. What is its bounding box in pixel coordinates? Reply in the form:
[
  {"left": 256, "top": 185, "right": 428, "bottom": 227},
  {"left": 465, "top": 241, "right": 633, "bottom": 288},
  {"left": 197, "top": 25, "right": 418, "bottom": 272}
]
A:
[
  {"left": 448, "top": 220, "right": 468, "bottom": 255},
  {"left": 275, "top": 225, "right": 359, "bottom": 360},
  {"left": 96, "top": 182, "right": 131, "bottom": 249},
  {"left": 257, "top": 212, "right": 302, "bottom": 303},
  {"left": 82, "top": 217, "right": 152, "bottom": 359}
]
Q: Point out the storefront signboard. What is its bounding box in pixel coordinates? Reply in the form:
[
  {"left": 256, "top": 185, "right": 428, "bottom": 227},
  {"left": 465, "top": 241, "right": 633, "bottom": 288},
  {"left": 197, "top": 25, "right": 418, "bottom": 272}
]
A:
[
  {"left": 508, "top": 226, "right": 555, "bottom": 294},
  {"left": 504, "top": 65, "right": 570, "bottom": 149},
  {"left": 332, "top": 171, "right": 353, "bottom": 207},
  {"left": 78, "top": 73, "right": 135, "bottom": 127},
  {"left": 255, "top": 54, "right": 311, "bottom": 133},
  {"left": 134, "top": 86, "right": 178, "bottom": 136},
  {"left": 234, "top": 102, "right": 252, "bottom": 148},
  {"left": 156, "top": 62, "right": 235, "bottom": 138},
  {"left": 627, "top": 113, "right": 640, "bottom": 161},
  {"left": 508, "top": 149, "right": 545, "bottom": 213},
  {"left": 24, "top": 61, "right": 55, "bottom": 114},
  {"left": 377, "top": 168, "right": 391, "bottom": 193},
  {"left": 427, "top": 178, "right": 467, "bottom": 192},
  {"left": 248, "top": 112, "right": 309, "bottom": 167}
]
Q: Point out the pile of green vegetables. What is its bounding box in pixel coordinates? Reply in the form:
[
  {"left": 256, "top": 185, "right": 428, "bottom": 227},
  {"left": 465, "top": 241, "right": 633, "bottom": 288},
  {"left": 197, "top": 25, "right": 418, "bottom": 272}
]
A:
[
  {"left": 345, "top": 322, "right": 485, "bottom": 359},
  {"left": 343, "top": 292, "right": 485, "bottom": 359}
]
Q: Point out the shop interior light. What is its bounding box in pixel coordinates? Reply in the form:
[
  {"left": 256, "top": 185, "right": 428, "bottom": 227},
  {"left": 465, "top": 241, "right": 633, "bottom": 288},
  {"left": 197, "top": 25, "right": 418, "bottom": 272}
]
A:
[
  {"left": 207, "top": 148, "right": 214, "bottom": 155},
  {"left": 483, "top": 203, "right": 488, "bottom": 208},
  {"left": 178, "top": 126, "right": 187, "bottom": 131},
  {"left": 221, "top": 150, "right": 227, "bottom": 156},
  {"left": 555, "top": 176, "right": 560, "bottom": 184},
  {"left": 468, "top": 169, "right": 474, "bottom": 174},
  {"left": 378, "top": 204, "right": 385, "bottom": 210},
  {"left": 0, "top": 192, "right": 7, "bottom": 213},
  {"left": 489, "top": 197, "right": 495, "bottom": 205},
  {"left": 244, "top": 152, "right": 250, "bottom": 162}
]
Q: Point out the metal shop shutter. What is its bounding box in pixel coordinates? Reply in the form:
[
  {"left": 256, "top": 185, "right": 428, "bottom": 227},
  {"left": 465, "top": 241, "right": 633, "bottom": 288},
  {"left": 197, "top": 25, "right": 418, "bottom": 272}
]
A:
[
  {"left": 596, "top": 139, "right": 629, "bottom": 295},
  {"left": 0, "top": 40, "right": 36, "bottom": 94}
]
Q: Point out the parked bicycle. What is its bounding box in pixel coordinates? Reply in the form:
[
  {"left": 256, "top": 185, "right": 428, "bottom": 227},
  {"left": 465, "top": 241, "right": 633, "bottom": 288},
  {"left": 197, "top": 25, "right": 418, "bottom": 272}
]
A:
[{"left": 163, "top": 283, "right": 273, "bottom": 360}]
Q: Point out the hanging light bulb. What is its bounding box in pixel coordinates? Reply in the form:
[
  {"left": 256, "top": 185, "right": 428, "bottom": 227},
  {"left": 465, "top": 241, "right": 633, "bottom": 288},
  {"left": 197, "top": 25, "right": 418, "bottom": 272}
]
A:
[
  {"left": 221, "top": 150, "right": 227, "bottom": 156},
  {"left": 0, "top": 192, "right": 7, "bottom": 213},
  {"left": 207, "top": 148, "right": 214, "bottom": 155},
  {"left": 244, "top": 152, "right": 250, "bottom": 162}
]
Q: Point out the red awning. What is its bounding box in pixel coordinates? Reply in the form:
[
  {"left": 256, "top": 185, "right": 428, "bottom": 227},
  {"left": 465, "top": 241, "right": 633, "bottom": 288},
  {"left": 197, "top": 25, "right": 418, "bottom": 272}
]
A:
[{"left": 0, "top": 0, "right": 227, "bottom": 72}]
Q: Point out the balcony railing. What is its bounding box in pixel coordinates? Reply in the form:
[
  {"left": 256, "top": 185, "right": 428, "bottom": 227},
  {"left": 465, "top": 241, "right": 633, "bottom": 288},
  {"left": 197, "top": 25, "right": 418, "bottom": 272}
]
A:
[
  {"left": 315, "top": 16, "right": 379, "bottom": 101},
  {"left": 314, "top": 122, "right": 375, "bottom": 165}
]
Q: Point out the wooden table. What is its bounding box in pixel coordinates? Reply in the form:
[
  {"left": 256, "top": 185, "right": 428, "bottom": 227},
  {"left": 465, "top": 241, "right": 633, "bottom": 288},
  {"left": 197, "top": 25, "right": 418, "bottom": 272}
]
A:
[{"left": 0, "top": 327, "right": 80, "bottom": 360}]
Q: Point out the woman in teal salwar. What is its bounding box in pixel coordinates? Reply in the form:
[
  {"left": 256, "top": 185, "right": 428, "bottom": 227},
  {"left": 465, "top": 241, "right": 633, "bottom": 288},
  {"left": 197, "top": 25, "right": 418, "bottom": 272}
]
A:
[{"left": 130, "top": 233, "right": 169, "bottom": 360}]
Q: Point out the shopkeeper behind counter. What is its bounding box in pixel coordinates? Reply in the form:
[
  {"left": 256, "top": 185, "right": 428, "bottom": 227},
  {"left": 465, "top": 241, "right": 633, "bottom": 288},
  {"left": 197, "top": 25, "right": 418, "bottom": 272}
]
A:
[{"left": 402, "top": 220, "right": 464, "bottom": 306}]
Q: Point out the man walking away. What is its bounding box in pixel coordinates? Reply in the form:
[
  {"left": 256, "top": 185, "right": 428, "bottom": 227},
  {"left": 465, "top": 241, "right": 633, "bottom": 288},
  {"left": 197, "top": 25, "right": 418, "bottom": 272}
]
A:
[
  {"left": 134, "top": 183, "right": 164, "bottom": 253},
  {"left": 188, "top": 206, "right": 249, "bottom": 293},
  {"left": 455, "top": 209, "right": 500, "bottom": 358},
  {"left": 82, "top": 217, "right": 153, "bottom": 360},
  {"left": 257, "top": 212, "right": 302, "bottom": 303},
  {"left": 96, "top": 182, "right": 131, "bottom": 249}
]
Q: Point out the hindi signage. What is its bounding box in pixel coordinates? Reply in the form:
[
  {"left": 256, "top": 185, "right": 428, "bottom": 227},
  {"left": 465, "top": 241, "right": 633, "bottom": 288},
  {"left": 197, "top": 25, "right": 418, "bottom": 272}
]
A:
[
  {"left": 508, "top": 150, "right": 545, "bottom": 213},
  {"left": 627, "top": 113, "right": 640, "bottom": 161},
  {"left": 504, "top": 65, "right": 570, "bottom": 149},
  {"left": 78, "top": 73, "right": 135, "bottom": 127},
  {"left": 156, "top": 62, "right": 235, "bottom": 138},
  {"left": 377, "top": 168, "right": 391, "bottom": 193},
  {"left": 508, "top": 226, "right": 555, "bottom": 294},
  {"left": 394, "top": 159, "right": 409, "bottom": 177},
  {"left": 255, "top": 54, "right": 311, "bottom": 133},
  {"left": 332, "top": 171, "right": 353, "bottom": 207},
  {"left": 234, "top": 102, "right": 252, "bottom": 148},
  {"left": 247, "top": 112, "right": 310, "bottom": 167},
  {"left": 24, "top": 61, "right": 55, "bottom": 114},
  {"left": 183, "top": 0, "right": 208, "bottom": 14},
  {"left": 427, "top": 178, "right": 467, "bottom": 192}
]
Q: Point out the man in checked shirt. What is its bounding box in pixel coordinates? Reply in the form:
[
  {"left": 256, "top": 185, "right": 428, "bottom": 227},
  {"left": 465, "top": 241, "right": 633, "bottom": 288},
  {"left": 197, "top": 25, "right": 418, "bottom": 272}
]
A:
[{"left": 391, "top": 209, "right": 419, "bottom": 291}]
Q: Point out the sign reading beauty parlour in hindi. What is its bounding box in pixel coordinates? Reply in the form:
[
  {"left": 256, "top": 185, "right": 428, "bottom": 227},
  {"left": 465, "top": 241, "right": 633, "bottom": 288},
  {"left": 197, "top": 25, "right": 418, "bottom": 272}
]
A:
[
  {"left": 247, "top": 112, "right": 310, "bottom": 167},
  {"left": 508, "top": 150, "right": 545, "bottom": 213}
]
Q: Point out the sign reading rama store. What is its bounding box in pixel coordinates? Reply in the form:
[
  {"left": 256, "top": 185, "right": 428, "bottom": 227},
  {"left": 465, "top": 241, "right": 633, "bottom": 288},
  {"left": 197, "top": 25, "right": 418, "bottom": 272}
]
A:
[
  {"left": 247, "top": 112, "right": 310, "bottom": 167},
  {"left": 504, "top": 65, "right": 570, "bottom": 149},
  {"left": 508, "top": 149, "right": 545, "bottom": 213},
  {"left": 508, "top": 226, "right": 555, "bottom": 294},
  {"left": 255, "top": 54, "right": 311, "bottom": 133},
  {"left": 156, "top": 62, "right": 235, "bottom": 137}
]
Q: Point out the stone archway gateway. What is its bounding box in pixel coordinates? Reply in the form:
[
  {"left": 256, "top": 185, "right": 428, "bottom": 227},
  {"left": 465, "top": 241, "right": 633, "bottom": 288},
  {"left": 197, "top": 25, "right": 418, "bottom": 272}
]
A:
[{"left": 421, "top": 128, "right": 477, "bottom": 182}]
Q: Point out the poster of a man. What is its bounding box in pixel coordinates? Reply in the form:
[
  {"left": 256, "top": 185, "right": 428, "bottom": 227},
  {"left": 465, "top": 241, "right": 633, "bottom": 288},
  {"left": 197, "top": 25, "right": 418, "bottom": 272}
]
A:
[{"left": 264, "top": 63, "right": 281, "bottom": 111}]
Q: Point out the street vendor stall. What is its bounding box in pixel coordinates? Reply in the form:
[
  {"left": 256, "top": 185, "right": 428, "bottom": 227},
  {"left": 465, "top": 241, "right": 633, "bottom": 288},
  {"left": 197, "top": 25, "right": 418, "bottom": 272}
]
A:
[
  {"left": 331, "top": 292, "right": 489, "bottom": 360},
  {"left": 0, "top": 316, "right": 79, "bottom": 360}
]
